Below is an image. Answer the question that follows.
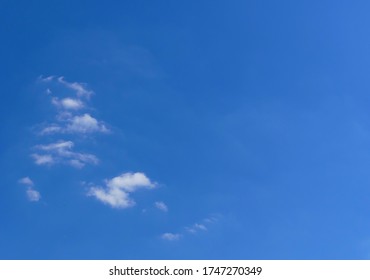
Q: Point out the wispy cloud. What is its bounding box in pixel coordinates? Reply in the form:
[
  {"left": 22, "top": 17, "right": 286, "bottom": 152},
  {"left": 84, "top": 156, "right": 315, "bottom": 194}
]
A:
[
  {"left": 51, "top": 97, "right": 84, "bottom": 110},
  {"left": 203, "top": 216, "right": 218, "bottom": 224},
  {"left": 161, "top": 233, "right": 181, "bottom": 241},
  {"left": 18, "top": 177, "right": 34, "bottom": 186},
  {"left": 32, "top": 140, "right": 98, "bottom": 168},
  {"left": 26, "top": 188, "right": 41, "bottom": 202},
  {"left": 18, "top": 177, "right": 41, "bottom": 202},
  {"left": 39, "top": 75, "right": 55, "bottom": 82},
  {"left": 56, "top": 76, "right": 93, "bottom": 98},
  {"left": 154, "top": 201, "right": 168, "bottom": 212},
  {"left": 88, "top": 172, "right": 156, "bottom": 208},
  {"left": 31, "top": 153, "right": 55, "bottom": 165},
  {"left": 186, "top": 223, "right": 207, "bottom": 234},
  {"left": 39, "top": 75, "right": 93, "bottom": 98},
  {"left": 161, "top": 215, "right": 219, "bottom": 241}
]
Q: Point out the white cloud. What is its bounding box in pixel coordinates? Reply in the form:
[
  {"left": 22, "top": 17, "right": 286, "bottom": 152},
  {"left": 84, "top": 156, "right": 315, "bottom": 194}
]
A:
[
  {"left": 37, "top": 76, "right": 109, "bottom": 136},
  {"left": 40, "top": 114, "right": 108, "bottom": 135},
  {"left": 170, "top": 217, "right": 217, "bottom": 237},
  {"left": 154, "top": 201, "right": 168, "bottom": 212},
  {"left": 18, "top": 177, "right": 34, "bottom": 186},
  {"left": 57, "top": 76, "right": 93, "bottom": 98},
  {"left": 106, "top": 172, "right": 155, "bottom": 192},
  {"left": 88, "top": 187, "right": 134, "bottom": 208},
  {"left": 26, "top": 187, "right": 41, "bottom": 202},
  {"left": 39, "top": 75, "right": 93, "bottom": 98},
  {"left": 37, "top": 141, "right": 74, "bottom": 151},
  {"left": 88, "top": 172, "right": 156, "bottom": 208},
  {"left": 68, "top": 159, "right": 85, "bottom": 169},
  {"left": 186, "top": 223, "right": 208, "bottom": 234},
  {"left": 40, "top": 125, "right": 62, "bottom": 135},
  {"left": 31, "top": 153, "right": 55, "bottom": 165},
  {"left": 66, "top": 114, "right": 108, "bottom": 133},
  {"left": 34, "top": 140, "right": 98, "bottom": 168},
  {"left": 52, "top": 97, "right": 84, "bottom": 110},
  {"left": 161, "top": 233, "right": 181, "bottom": 241},
  {"left": 39, "top": 75, "right": 55, "bottom": 82},
  {"left": 194, "top": 223, "right": 207, "bottom": 231},
  {"left": 204, "top": 217, "right": 218, "bottom": 224}
]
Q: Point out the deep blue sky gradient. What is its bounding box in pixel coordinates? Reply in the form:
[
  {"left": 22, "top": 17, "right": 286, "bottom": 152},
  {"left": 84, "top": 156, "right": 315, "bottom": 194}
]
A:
[{"left": 1, "top": 0, "right": 370, "bottom": 259}]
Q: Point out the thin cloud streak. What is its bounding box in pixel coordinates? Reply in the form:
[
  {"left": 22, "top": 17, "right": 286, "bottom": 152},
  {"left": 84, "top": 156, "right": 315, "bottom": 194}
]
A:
[
  {"left": 154, "top": 201, "right": 168, "bottom": 212},
  {"left": 162, "top": 215, "right": 219, "bottom": 240},
  {"left": 33, "top": 140, "right": 98, "bottom": 168},
  {"left": 161, "top": 233, "right": 181, "bottom": 241}
]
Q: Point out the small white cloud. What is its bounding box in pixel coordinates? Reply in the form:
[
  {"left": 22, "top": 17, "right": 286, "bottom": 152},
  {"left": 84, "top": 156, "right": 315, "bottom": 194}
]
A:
[
  {"left": 154, "top": 201, "right": 168, "bottom": 212},
  {"left": 31, "top": 153, "right": 55, "bottom": 165},
  {"left": 68, "top": 159, "right": 85, "bottom": 169},
  {"left": 52, "top": 97, "right": 84, "bottom": 110},
  {"left": 204, "top": 217, "right": 218, "bottom": 224},
  {"left": 194, "top": 223, "right": 207, "bottom": 231},
  {"left": 88, "top": 186, "right": 135, "bottom": 208},
  {"left": 37, "top": 141, "right": 74, "bottom": 151},
  {"left": 39, "top": 75, "right": 55, "bottom": 82},
  {"left": 66, "top": 114, "right": 108, "bottom": 133},
  {"left": 185, "top": 223, "right": 208, "bottom": 234},
  {"left": 18, "top": 177, "right": 34, "bottom": 187},
  {"left": 106, "top": 172, "right": 156, "bottom": 192},
  {"left": 161, "top": 233, "right": 181, "bottom": 241},
  {"left": 26, "top": 187, "right": 41, "bottom": 202},
  {"left": 88, "top": 172, "right": 156, "bottom": 208},
  {"left": 57, "top": 76, "right": 93, "bottom": 98}
]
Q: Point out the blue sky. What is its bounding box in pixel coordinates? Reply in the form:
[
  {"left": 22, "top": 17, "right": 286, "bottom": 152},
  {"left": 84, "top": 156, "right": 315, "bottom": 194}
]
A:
[{"left": 1, "top": 0, "right": 370, "bottom": 259}]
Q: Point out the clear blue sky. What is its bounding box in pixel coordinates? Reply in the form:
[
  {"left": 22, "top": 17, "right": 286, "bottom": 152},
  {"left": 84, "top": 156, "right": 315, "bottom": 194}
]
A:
[{"left": 1, "top": 0, "right": 370, "bottom": 259}]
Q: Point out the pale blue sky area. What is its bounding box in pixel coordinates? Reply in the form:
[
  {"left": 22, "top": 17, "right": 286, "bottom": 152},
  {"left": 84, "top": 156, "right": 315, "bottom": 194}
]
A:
[{"left": 1, "top": 1, "right": 370, "bottom": 259}]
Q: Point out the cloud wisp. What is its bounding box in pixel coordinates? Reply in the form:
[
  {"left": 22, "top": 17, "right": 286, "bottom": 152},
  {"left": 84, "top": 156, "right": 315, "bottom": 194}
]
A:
[
  {"left": 41, "top": 113, "right": 108, "bottom": 135},
  {"left": 32, "top": 140, "right": 98, "bottom": 168},
  {"left": 186, "top": 223, "right": 207, "bottom": 234},
  {"left": 161, "top": 216, "right": 219, "bottom": 241},
  {"left": 154, "top": 201, "right": 168, "bottom": 212},
  {"left": 161, "top": 233, "right": 182, "bottom": 241},
  {"left": 18, "top": 177, "right": 34, "bottom": 187},
  {"left": 26, "top": 188, "right": 41, "bottom": 202},
  {"left": 88, "top": 172, "right": 156, "bottom": 208},
  {"left": 51, "top": 97, "right": 84, "bottom": 110},
  {"left": 39, "top": 75, "right": 93, "bottom": 99},
  {"left": 18, "top": 177, "right": 41, "bottom": 202}
]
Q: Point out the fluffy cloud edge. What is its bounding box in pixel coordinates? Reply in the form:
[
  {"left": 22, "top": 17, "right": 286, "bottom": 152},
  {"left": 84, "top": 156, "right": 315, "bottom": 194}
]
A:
[
  {"left": 88, "top": 172, "right": 156, "bottom": 208},
  {"left": 18, "top": 177, "right": 34, "bottom": 186},
  {"left": 26, "top": 187, "right": 41, "bottom": 202},
  {"left": 161, "top": 233, "right": 181, "bottom": 241}
]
